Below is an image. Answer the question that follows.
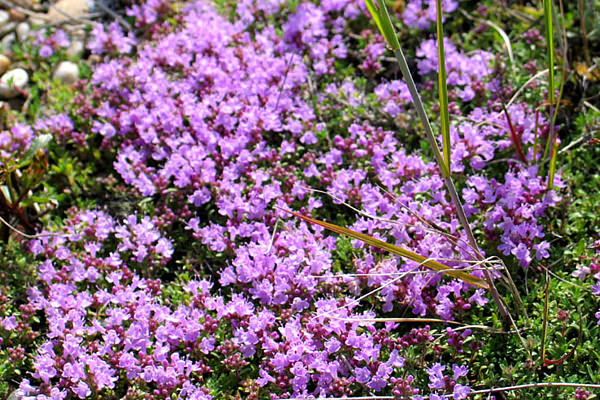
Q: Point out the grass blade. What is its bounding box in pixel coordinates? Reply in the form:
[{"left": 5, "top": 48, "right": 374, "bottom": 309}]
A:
[
  {"left": 543, "top": 0, "right": 555, "bottom": 106},
  {"left": 363, "top": 0, "right": 400, "bottom": 50},
  {"left": 501, "top": 103, "right": 527, "bottom": 163},
  {"left": 363, "top": 0, "right": 384, "bottom": 41},
  {"left": 363, "top": 0, "right": 449, "bottom": 177},
  {"left": 485, "top": 20, "right": 514, "bottom": 66},
  {"left": 361, "top": 0, "right": 515, "bottom": 325},
  {"left": 435, "top": 0, "right": 451, "bottom": 174},
  {"left": 374, "top": 0, "right": 400, "bottom": 50},
  {"left": 547, "top": 135, "right": 558, "bottom": 189},
  {"left": 542, "top": 0, "right": 558, "bottom": 188},
  {"left": 281, "top": 208, "right": 489, "bottom": 289}
]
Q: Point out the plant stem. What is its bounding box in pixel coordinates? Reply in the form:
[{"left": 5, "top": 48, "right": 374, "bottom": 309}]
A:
[
  {"left": 283, "top": 382, "right": 600, "bottom": 399},
  {"left": 392, "top": 47, "right": 514, "bottom": 326},
  {"left": 393, "top": 49, "right": 449, "bottom": 178}
]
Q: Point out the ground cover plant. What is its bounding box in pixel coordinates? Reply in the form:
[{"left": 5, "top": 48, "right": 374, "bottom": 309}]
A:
[{"left": 0, "top": 0, "right": 599, "bottom": 399}]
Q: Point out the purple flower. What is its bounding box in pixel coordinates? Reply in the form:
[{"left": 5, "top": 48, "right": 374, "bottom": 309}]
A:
[
  {"left": 72, "top": 381, "right": 91, "bottom": 399},
  {"left": 1, "top": 316, "right": 17, "bottom": 330},
  {"left": 426, "top": 363, "right": 446, "bottom": 390},
  {"left": 453, "top": 383, "right": 471, "bottom": 399}
]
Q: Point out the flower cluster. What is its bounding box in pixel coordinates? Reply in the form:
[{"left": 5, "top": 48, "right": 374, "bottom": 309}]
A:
[
  {"left": 35, "top": 29, "right": 70, "bottom": 57},
  {"left": 88, "top": 22, "right": 137, "bottom": 55},
  {"left": 15, "top": 208, "right": 478, "bottom": 399},
  {"left": 416, "top": 38, "right": 493, "bottom": 102},
  {"left": 572, "top": 238, "right": 600, "bottom": 324},
  {"left": 0, "top": 123, "right": 35, "bottom": 162}
]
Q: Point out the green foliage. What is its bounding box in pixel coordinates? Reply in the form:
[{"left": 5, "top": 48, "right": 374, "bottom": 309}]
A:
[{"left": 435, "top": 0, "right": 451, "bottom": 174}]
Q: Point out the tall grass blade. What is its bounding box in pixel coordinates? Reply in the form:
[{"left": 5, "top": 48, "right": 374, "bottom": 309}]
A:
[
  {"left": 546, "top": 0, "right": 568, "bottom": 189},
  {"left": 435, "top": 0, "right": 451, "bottom": 174},
  {"left": 363, "top": 0, "right": 448, "bottom": 177},
  {"left": 543, "top": 0, "right": 555, "bottom": 106},
  {"left": 280, "top": 208, "right": 489, "bottom": 289},
  {"left": 375, "top": 0, "right": 401, "bottom": 50},
  {"left": 361, "top": 0, "right": 514, "bottom": 325},
  {"left": 548, "top": 136, "right": 558, "bottom": 189},
  {"left": 541, "top": 270, "right": 550, "bottom": 365},
  {"left": 363, "top": 0, "right": 384, "bottom": 41},
  {"left": 363, "top": 0, "right": 400, "bottom": 50},
  {"left": 542, "top": 0, "right": 559, "bottom": 189}
]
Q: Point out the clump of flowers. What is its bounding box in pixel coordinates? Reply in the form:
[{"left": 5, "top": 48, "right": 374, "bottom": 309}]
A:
[
  {"left": 35, "top": 29, "right": 70, "bottom": 57},
  {"left": 573, "top": 237, "right": 600, "bottom": 324},
  {"left": 88, "top": 22, "right": 137, "bottom": 55}
]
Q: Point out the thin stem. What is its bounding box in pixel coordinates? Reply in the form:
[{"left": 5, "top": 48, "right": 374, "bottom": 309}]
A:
[
  {"left": 393, "top": 48, "right": 449, "bottom": 178},
  {"left": 281, "top": 382, "right": 600, "bottom": 399},
  {"left": 393, "top": 46, "right": 515, "bottom": 328},
  {"left": 466, "top": 382, "right": 600, "bottom": 397},
  {"left": 578, "top": 0, "right": 591, "bottom": 64},
  {"left": 541, "top": 270, "right": 550, "bottom": 365},
  {"left": 444, "top": 177, "right": 514, "bottom": 324}
]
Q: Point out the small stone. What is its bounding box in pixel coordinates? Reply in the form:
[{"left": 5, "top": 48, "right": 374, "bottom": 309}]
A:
[
  {"left": 0, "top": 10, "right": 9, "bottom": 25},
  {"left": 1, "top": 33, "right": 16, "bottom": 50},
  {"left": 0, "top": 22, "right": 16, "bottom": 37},
  {"left": 28, "top": 16, "right": 46, "bottom": 27},
  {"left": 9, "top": 9, "right": 26, "bottom": 21},
  {"left": 53, "top": 61, "right": 79, "bottom": 85},
  {"left": 0, "top": 68, "right": 28, "bottom": 99},
  {"left": 0, "top": 55, "right": 10, "bottom": 75},
  {"left": 47, "top": 0, "right": 89, "bottom": 23},
  {"left": 66, "top": 39, "right": 85, "bottom": 58},
  {"left": 16, "top": 22, "right": 30, "bottom": 42}
]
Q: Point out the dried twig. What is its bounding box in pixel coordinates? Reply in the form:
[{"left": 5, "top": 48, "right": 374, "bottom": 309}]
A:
[
  {"left": 0, "top": 215, "right": 72, "bottom": 239},
  {"left": 94, "top": 0, "right": 132, "bottom": 31},
  {"left": 281, "top": 382, "right": 600, "bottom": 399}
]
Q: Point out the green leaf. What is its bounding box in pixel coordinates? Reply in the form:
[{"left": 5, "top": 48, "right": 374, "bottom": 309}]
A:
[
  {"left": 375, "top": 0, "right": 400, "bottom": 50},
  {"left": 22, "top": 195, "right": 56, "bottom": 207},
  {"left": 363, "top": 0, "right": 400, "bottom": 50},
  {"left": 543, "top": 0, "right": 555, "bottom": 105},
  {"left": 435, "top": 0, "right": 451, "bottom": 174},
  {"left": 282, "top": 208, "right": 489, "bottom": 289},
  {"left": 364, "top": 0, "right": 384, "bottom": 38},
  {"left": 17, "top": 134, "right": 52, "bottom": 169}
]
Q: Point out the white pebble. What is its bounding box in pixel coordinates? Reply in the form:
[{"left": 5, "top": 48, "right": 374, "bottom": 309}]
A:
[
  {"left": 0, "top": 10, "right": 8, "bottom": 26},
  {"left": 0, "top": 68, "right": 28, "bottom": 99},
  {"left": 66, "top": 40, "right": 85, "bottom": 58},
  {"left": 53, "top": 61, "right": 79, "bottom": 85},
  {"left": 16, "top": 22, "right": 31, "bottom": 42}
]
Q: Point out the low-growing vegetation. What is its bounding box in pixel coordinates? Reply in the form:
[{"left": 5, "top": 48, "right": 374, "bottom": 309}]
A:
[{"left": 0, "top": 0, "right": 599, "bottom": 399}]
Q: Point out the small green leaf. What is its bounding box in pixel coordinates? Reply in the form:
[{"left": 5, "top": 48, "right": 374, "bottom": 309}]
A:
[
  {"left": 17, "top": 134, "right": 52, "bottom": 168},
  {"left": 22, "top": 195, "right": 57, "bottom": 207}
]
